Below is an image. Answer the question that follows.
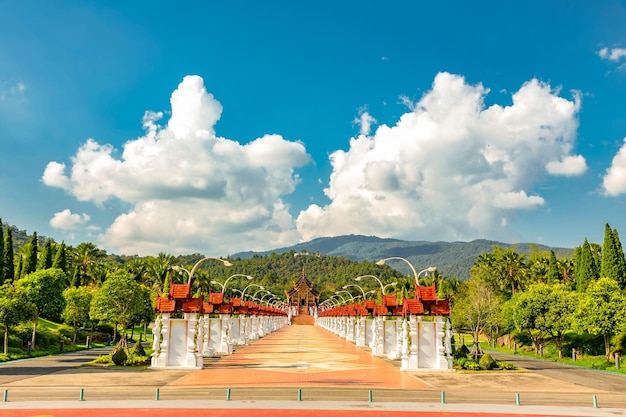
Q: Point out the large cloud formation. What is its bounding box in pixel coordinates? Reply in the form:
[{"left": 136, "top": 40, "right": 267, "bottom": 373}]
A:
[
  {"left": 296, "top": 72, "right": 586, "bottom": 243},
  {"left": 43, "top": 75, "right": 311, "bottom": 255}
]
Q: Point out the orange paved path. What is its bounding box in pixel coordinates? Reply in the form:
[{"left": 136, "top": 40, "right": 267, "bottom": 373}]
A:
[{"left": 172, "top": 324, "right": 429, "bottom": 389}]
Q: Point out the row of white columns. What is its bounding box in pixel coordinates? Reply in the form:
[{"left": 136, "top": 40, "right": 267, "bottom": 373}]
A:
[
  {"left": 151, "top": 313, "right": 289, "bottom": 369},
  {"left": 316, "top": 315, "right": 453, "bottom": 371}
]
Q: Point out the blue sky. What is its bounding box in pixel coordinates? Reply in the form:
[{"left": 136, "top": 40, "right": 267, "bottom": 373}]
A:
[{"left": 1, "top": 0, "right": 626, "bottom": 256}]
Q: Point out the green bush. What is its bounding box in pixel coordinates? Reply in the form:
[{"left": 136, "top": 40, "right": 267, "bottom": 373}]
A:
[
  {"left": 125, "top": 355, "right": 150, "bottom": 366},
  {"left": 453, "top": 344, "right": 470, "bottom": 359},
  {"left": 479, "top": 353, "right": 497, "bottom": 370},
  {"left": 612, "top": 333, "right": 626, "bottom": 356},
  {"left": 497, "top": 360, "right": 516, "bottom": 370},
  {"left": 111, "top": 346, "right": 127, "bottom": 366},
  {"left": 455, "top": 357, "right": 480, "bottom": 370},
  {"left": 131, "top": 340, "right": 146, "bottom": 356},
  {"left": 92, "top": 354, "right": 113, "bottom": 364}
]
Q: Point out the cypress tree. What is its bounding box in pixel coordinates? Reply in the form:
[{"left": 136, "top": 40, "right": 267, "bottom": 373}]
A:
[
  {"left": 38, "top": 238, "right": 53, "bottom": 270},
  {"left": 3, "top": 228, "right": 14, "bottom": 283},
  {"left": 612, "top": 228, "right": 626, "bottom": 288},
  {"left": 546, "top": 250, "right": 559, "bottom": 285},
  {"left": 0, "top": 219, "right": 4, "bottom": 285},
  {"left": 52, "top": 241, "right": 68, "bottom": 273},
  {"left": 601, "top": 223, "right": 618, "bottom": 279},
  {"left": 575, "top": 238, "right": 598, "bottom": 292},
  {"left": 23, "top": 232, "right": 38, "bottom": 275}
]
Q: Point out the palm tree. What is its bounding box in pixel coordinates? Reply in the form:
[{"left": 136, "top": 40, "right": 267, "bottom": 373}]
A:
[
  {"left": 72, "top": 242, "right": 105, "bottom": 287},
  {"left": 498, "top": 248, "right": 528, "bottom": 296},
  {"left": 146, "top": 252, "right": 175, "bottom": 295}
]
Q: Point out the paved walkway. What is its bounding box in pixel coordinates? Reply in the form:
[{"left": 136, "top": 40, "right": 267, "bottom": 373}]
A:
[{"left": 1, "top": 324, "right": 625, "bottom": 416}]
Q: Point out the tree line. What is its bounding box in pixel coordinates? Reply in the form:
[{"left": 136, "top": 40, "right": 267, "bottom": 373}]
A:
[
  {"left": 1, "top": 217, "right": 625, "bottom": 364},
  {"left": 451, "top": 223, "right": 626, "bottom": 361}
]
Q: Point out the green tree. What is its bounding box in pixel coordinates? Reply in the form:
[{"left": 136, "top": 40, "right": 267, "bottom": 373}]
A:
[
  {"left": 451, "top": 279, "right": 501, "bottom": 358},
  {"left": 601, "top": 224, "right": 626, "bottom": 288},
  {"left": 3, "top": 237, "right": 14, "bottom": 283},
  {"left": 89, "top": 270, "right": 143, "bottom": 347},
  {"left": 15, "top": 268, "right": 68, "bottom": 347},
  {"left": 545, "top": 251, "right": 560, "bottom": 285},
  {"left": 52, "top": 242, "right": 68, "bottom": 273},
  {"left": 575, "top": 238, "right": 599, "bottom": 292},
  {"left": 0, "top": 284, "right": 37, "bottom": 354},
  {"left": 146, "top": 252, "right": 175, "bottom": 294},
  {"left": 505, "top": 283, "right": 576, "bottom": 358},
  {"left": 37, "top": 239, "right": 54, "bottom": 271},
  {"left": 21, "top": 232, "right": 38, "bottom": 276},
  {"left": 574, "top": 277, "right": 626, "bottom": 361},
  {"left": 62, "top": 286, "right": 94, "bottom": 344},
  {"left": 73, "top": 242, "right": 105, "bottom": 287},
  {"left": 0, "top": 219, "right": 4, "bottom": 285}
]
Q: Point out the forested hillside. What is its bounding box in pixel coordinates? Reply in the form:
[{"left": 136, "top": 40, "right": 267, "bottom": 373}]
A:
[{"left": 232, "top": 235, "right": 573, "bottom": 279}]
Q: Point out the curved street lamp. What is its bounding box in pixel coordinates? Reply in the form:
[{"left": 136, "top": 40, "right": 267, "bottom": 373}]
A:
[
  {"left": 240, "top": 283, "right": 264, "bottom": 299},
  {"left": 251, "top": 288, "right": 270, "bottom": 301},
  {"left": 342, "top": 284, "right": 366, "bottom": 299},
  {"left": 354, "top": 275, "right": 396, "bottom": 295},
  {"left": 383, "top": 282, "right": 398, "bottom": 293},
  {"left": 376, "top": 257, "right": 436, "bottom": 287},
  {"left": 335, "top": 290, "right": 355, "bottom": 304},
  {"left": 211, "top": 274, "right": 253, "bottom": 294},
  {"left": 172, "top": 256, "right": 232, "bottom": 287}
]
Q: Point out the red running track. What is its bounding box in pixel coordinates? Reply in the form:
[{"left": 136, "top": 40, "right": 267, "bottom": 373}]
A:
[{"left": 0, "top": 409, "right": 581, "bottom": 417}]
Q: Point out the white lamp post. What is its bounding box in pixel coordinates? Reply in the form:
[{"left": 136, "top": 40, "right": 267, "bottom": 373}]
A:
[
  {"left": 172, "top": 256, "right": 232, "bottom": 287},
  {"left": 377, "top": 257, "right": 435, "bottom": 287},
  {"left": 354, "top": 275, "right": 396, "bottom": 295},
  {"left": 211, "top": 274, "right": 254, "bottom": 294}
]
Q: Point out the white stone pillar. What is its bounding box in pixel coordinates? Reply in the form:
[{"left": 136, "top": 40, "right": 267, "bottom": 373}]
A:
[
  {"left": 355, "top": 316, "right": 366, "bottom": 347},
  {"left": 217, "top": 314, "right": 233, "bottom": 354},
  {"left": 371, "top": 316, "right": 385, "bottom": 356},
  {"left": 402, "top": 315, "right": 419, "bottom": 370}
]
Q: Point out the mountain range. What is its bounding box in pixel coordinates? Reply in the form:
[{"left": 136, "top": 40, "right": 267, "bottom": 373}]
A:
[{"left": 232, "top": 235, "right": 574, "bottom": 280}]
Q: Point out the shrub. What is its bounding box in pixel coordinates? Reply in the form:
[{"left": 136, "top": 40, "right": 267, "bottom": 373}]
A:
[
  {"left": 479, "top": 353, "right": 497, "bottom": 370},
  {"left": 455, "top": 357, "right": 480, "bottom": 370},
  {"left": 125, "top": 355, "right": 150, "bottom": 366},
  {"left": 92, "top": 354, "right": 113, "bottom": 364},
  {"left": 111, "top": 346, "right": 127, "bottom": 366},
  {"left": 497, "top": 360, "right": 516, "bottom": 370},
  {"left": 453, "top": 344, "right": 470, "bottom": 359},
  {"left": 612, "top": 333, "right": 626, "bottom": 356},
  {"left": 131, "top": 340, "right": 146, "bottom": 357}
]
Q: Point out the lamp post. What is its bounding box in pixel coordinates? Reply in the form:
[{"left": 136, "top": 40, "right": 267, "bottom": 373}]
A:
[
  {"left": 172, "top": 256, "right": 232, "bottom": 287},
  {"left": 376, "top": 257, "right": 436, "bottom": 287},
  {"left": 211, "top": 274, "right": 254, "bottom": 294},
  {"left": 251, "top": 288, "right": 269, "bottom": 301},
  {"left": 343, "top": 284, "right": 366, "bottom": 300},
  {"left": 383, "top": 282, "right": 398, "bottom": 293},
  {"left": 335, "top": 290, "right": 355, "bottom": 304},
  {"left": 354, "top": 275, "right": 396, "bottom": 295},
  {"left": 240, "top": 283, "right": 264, "bottom": 299}
]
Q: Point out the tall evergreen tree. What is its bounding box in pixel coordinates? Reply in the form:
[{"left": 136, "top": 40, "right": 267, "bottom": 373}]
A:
[
  {"left": 546, "top": 250, "right": 560, "bottom": 285},
  {"left": 3, "top": 228, "right": 14, "bottom": 284},
  {"left": 38, "top": 238, "right": 53, "bottom": 270},
  {"left": 575, "top": 238, "right": 598, "bottom": 292},
  {"left": 0, "top": 219, "right": 4, "bottom": 285},
  {"left": 22, "top": 232, "right": 38, "bottom": 275},
  {"left": 611, "top": 228, "right": 626, "bottom": 288},
  {"left": 52, "top": 242, "right": 68, "bottom": 273}
]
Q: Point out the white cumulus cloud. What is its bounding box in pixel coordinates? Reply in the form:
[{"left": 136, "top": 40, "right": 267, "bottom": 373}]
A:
[
  {"left": 602, "top": 137, "right": 626, "bottom": 196},
  {"left": 296, "top": 72, "right": 585, "bottom": 243},
  {"left": 43, "top": 75, "right": 311, "bottom": 255},
  {"left": 49, "top": 209, "right": 91, "bottom": 230},
  {"left": 545, "top": 155, "right": 588, "bottom": 176}
]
